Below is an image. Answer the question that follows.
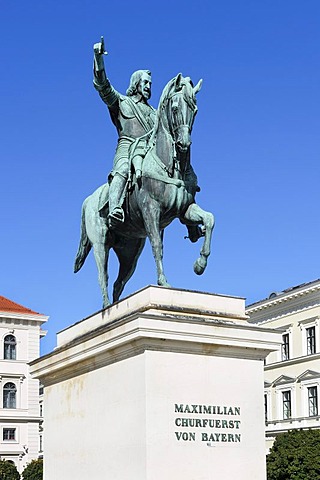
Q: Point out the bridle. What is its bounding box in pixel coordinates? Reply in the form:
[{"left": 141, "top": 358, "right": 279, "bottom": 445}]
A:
[
  {"left": 146, "top": 75, "right": 200, "bottom": 180},
  {"left": 166, "top": 86, "right": 198, "bottom": 142}
]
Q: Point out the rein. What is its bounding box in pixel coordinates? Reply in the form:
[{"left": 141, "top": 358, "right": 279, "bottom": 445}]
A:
[{"left": 144, "top": 79, "right": 197, "bottom": 183}]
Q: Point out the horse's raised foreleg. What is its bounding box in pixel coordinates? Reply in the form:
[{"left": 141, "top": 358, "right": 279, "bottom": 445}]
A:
[
  {"left": 143, "top": 206, "right": 170, "bottom": 287},
  {"left": 113, "top": 237, "right": 146, "bottom": 303},
  {"left": 93, "top": 243, "right": 110, "bottom": 308},
  {"left": 182, "top": 204, "right": 214, "bottom": 275}
]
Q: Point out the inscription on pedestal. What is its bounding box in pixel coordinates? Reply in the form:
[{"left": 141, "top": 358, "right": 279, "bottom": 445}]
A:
[{"left": 174, "top": 403, "right": 242, "bottom": 444}]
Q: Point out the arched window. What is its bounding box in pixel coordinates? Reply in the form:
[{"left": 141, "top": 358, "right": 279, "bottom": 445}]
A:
[
  {"left": 4, "top": 335, "right": 16, "bottom": 360},
  {"left": 3, "top": 382, "right": 16, "bottom": 409}
]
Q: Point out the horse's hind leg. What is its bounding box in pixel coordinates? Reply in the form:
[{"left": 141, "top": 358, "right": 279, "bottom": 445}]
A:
[
  {"left": 182, "top": 204, "right": 214, "bottom": 275},
  {"left": 113, "top": 237, "right": 146, "bottom": 303},
  {"left": 93, "top": 243, "right": 110, "bottom": 308}
]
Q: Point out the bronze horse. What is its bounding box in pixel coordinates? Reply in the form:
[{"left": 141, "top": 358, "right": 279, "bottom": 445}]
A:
[{"left": 74, "top": 74, "right": 214, "bottom": 307}]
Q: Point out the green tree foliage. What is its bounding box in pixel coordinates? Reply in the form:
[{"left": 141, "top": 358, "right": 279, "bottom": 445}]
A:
[
  {"left": 21, "top": 459, "right": 43, "bottom": 480},
  {"left": 267, "top": 429, "right": 320, "bottom": 480},
  {"left": 0, "top": 460, "right": 20, "bottom": 480}
]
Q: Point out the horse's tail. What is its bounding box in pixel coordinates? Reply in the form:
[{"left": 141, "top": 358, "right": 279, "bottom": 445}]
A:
[{"left": 74, "top": 198, "right": 91, "bottom": 273}]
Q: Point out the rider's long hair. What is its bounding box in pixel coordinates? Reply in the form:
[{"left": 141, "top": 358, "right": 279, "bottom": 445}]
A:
[{"left": 126, "top": 70, "right": 151, "bottom": 96}]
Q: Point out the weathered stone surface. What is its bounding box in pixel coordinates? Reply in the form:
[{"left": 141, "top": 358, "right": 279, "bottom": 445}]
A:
[{"left": 30, "top": 286, "right": 281, "bottom": 480}]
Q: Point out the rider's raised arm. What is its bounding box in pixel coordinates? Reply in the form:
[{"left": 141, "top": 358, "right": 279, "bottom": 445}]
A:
[{"left": 93, "top": 38, "right": 120, "bottom": 108}]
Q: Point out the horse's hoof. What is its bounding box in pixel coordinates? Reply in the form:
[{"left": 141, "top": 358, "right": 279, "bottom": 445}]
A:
[
  {"left": 158, "top": 278, "right": 171, "bottom": 288},
  {"left": 193, "top": 257, "right": 207, "bottom": 275}
]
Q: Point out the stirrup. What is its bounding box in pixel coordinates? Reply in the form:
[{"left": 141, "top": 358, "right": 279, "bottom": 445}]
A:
[{"left": 108, "top": 207, "right": 125, "bottom": 228}]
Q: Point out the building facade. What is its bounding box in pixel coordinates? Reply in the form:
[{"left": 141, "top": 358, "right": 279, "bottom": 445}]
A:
[
  {"left": 0, "top": 295, "right": 47, "bottom": 473},
  {"left": 246, "top": 279, "right": 320, "bottom": 451}
]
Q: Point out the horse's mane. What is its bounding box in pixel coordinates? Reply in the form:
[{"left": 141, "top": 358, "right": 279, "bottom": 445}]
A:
[
  {"left": 149, "top": 77, "right": 176, "bottom": 145},
  {"left": 149, "top": 74, "right": 195, "bottom": 146}
]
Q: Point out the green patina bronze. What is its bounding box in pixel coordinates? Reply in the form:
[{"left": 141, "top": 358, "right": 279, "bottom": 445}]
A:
[
  {"left": 93, "top": 37, "right": 156, "bottom": 226},
  {"left": 74, "top": 37, "right": 215, "bottom": 307}
]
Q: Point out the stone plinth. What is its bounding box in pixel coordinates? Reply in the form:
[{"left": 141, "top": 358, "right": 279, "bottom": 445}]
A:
[{"left": 30, "top": 286, "right": 281, "bottom": 480}]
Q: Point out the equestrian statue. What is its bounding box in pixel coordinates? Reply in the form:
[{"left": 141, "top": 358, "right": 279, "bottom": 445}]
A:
[{"left": 74, "top": 37, "right": 215, "bottom": 307}]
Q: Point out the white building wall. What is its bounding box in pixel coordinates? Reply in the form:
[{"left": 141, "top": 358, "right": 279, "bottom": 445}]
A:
[
  {"left": 0, "top": 305, "right": 48, "bottom": 473},
  {"left": 247, "top": 280, "right": 320, "bottom": 451}
]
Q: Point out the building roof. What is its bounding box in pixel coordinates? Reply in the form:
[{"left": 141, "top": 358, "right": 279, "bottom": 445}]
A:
[
  {"left": 247, "top": 278, "right": 320, "bottom": 310},
  {"left": 0, "top": 295, "right": 42, "bottom": 316}
]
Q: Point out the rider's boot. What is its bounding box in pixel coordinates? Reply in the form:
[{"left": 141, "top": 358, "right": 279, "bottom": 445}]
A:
[{"left": 108, "top": 173, "right": 127, "bottom": 228}]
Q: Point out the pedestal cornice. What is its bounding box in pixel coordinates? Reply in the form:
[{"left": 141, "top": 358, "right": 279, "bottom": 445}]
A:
[{"left": 30, "top": 287, "right": 281, "bottom": 386}]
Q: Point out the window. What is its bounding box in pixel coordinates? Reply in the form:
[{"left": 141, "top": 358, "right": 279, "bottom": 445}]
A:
[
  {"left": 306, "top": 327, "right": 316, "bottom": 355},
  {"left": 40, "top": 404, "right": 43, "bottom": 417},
  {"left": 282, "top": 334, "right": 290, "bottom": 360},
  {"left": 3, "top": 382, "right": 16, "bottom": 409},
  {"left": 308, "top": 386, "right": 318, "bottom": 417},
  {"left": 39, "top": 435, "right": 43, "bottom": 453},
  {"left": 4, "top": 335, "right": 16, "bottom": 360},
  {"left": 282, "top": 390, "right": 291, "bottom": 419},
  {"left": 264, "top": 394, "right": 268, "bottom": 422},
  {"left": 3, "top": 428, "right": 16, "bottom": 441}
]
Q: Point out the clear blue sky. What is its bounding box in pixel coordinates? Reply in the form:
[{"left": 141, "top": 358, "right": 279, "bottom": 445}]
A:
[{"left": 1, "top": 1, "right": 319, "bottom": 355}]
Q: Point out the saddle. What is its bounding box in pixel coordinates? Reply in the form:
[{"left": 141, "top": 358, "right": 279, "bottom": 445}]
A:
[{"left": 97, "top": 175, "right": 138, "bottom": 216}]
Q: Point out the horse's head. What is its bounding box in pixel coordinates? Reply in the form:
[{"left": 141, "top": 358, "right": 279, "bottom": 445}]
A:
[{"left": 166, "top": 73, "right": 202, "bottom": 153}]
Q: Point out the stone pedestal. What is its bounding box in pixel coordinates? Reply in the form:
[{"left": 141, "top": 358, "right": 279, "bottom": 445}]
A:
[{"left": 30, "top": 286, "right": 281, "bottom": 480}]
